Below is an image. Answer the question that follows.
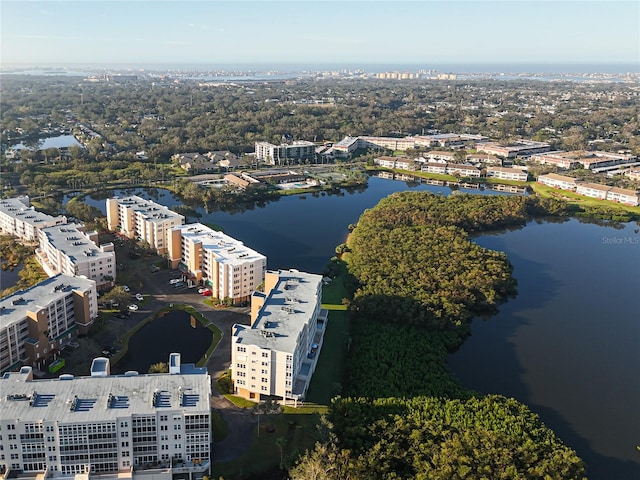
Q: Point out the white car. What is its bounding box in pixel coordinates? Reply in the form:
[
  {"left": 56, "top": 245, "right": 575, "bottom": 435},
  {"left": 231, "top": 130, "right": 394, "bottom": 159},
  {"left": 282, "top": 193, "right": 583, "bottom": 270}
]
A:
[
  {"left": 122, "top": 285, "right": 131, "bottom": 292},
  {"left": 197, "top": 288, "right": 205, "bottom": 294},
  {"left": 169, "top": 279, "right": 181, "bottom": 285},
  {"left": 135, "top": 293, "right": 144, "bottom": 301},
  {"left": 128, "top": 304, "right": 139, "bottom": 311}
]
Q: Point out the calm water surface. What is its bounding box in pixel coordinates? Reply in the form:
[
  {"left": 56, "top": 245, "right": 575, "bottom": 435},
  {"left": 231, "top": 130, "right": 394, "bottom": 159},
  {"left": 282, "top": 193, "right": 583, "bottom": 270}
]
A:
[
  {"left": 449, "top": 219, "right": 640, "bottom": 479},
  {"left": 113, "top": 310, "right": 212, "bottom": 375},
  {"left": 71, "top": 178, "right": 639, "bottom": 478}
]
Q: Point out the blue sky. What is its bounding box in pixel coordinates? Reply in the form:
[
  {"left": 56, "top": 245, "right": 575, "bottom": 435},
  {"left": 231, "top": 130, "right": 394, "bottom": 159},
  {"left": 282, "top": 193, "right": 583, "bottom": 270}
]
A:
[{"left": 1, "top": 1, "right": 638, "bottom": 66}]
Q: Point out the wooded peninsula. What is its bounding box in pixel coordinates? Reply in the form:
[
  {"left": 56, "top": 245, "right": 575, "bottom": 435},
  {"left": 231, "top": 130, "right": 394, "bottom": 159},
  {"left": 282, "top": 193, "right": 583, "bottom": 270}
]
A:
[{"left": 292, "top": 192, "right": 587, "bottom": 479}]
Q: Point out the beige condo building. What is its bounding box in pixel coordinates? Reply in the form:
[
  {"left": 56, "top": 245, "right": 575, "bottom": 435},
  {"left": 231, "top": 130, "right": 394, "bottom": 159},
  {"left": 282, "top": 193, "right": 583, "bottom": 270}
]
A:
[
  {"left": 231, "top": 269, "right": 328, "bottom": 405},
  {"left": 106, "top": 196, "right": 184, "bottom": 255},
  {"left": 167, "top": 223, "right": 266, "bottom": 305}
]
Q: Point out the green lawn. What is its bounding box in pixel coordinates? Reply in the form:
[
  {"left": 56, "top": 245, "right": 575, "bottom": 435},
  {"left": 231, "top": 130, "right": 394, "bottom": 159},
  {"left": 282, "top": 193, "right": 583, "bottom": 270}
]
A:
[
  {"left": 211, "top": 409, "right": 229, "bottom": 442},
  {"left": 530, "top": 182, "right": 640, "bottom": 214}
]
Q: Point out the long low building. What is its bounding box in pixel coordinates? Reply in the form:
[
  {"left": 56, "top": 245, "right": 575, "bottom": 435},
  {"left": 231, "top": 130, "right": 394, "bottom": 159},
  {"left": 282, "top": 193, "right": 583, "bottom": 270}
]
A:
[
  {"left": 0, "top": 353, "right": 211, "bottom": 479},
  {"left": 167, "top": 223, "right": 266, "bottom": 305},
  {"left": 476, "top": 140, "right": 551, "bottom": 158},
  {"left": 486, "top": 166, "right": 529, "bottom": 182},
  {"left": 36, "top": 223, "right": 116, "bottom": 290},
  {"left": 0, "top": 274, "right": 97, "bottom": 374},
  {"left": 106, "top": 196, "right": 185, "bottom": 255},
  {"left": 0, "top": 196, "right": 67, "bottom": 242},
  {"left": 537, "top": 174, "right": 639, "bottom": 205},
  {"left": 231, "top": 269, "right": 328, "bottom": 405},
  {"left": 537, "top": 173, "right": 581, "bottom": 191}
]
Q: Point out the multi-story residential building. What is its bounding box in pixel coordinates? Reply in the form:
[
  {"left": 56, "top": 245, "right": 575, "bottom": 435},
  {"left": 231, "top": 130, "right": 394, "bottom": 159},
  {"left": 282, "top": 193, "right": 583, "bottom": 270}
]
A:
[
  {"left": 537, "top": 173, "right": 581, "bottom": 191},
  {"left": 420, "top": 162, "right": 448, "bottom": 174},
  {"left": 0, "top": 274, "right": 97, "bottom": 373},
  {"left": 476, "top": 140, "right": 551, "bottom": 159},
  {"left": 625, "top": 169, "right": 640, "bottom": 181},
  {"left": 529, "top": 151, "right": 582, "bottom": 170},
  {"left": 0, "top": 196, "right": 67, "bottom": 242},
  {"left": 255, "top": 141, "right": 316, "bottom": 165},
  {"left": 231, "top": 269, "right": 328, "bottom": 405},
  {"left": 374, "top": 156, "right": 416, "bottom": 170},
  {"left": 446, "top": 164, "right": 482, "bottom": 177},
  {"left": 106, "top": 196, "right": 185, "bottom": 255},
  {"left": 36, "top": 224, "right": 116, "bottom": 290},
  {"left": 486, "top": 166, "right": 529, "bottom": 182},
  {"left": 0, "top": 353, "right": 211, "bottom": 479},
  {"left": 606, "top": 187, "right": 640, "bottom": 206},
  {"left": 576, "top": 183, "right": 611, "bottom": 200},
  {"left": 356, "top": 136, "right": 416, "bottom": 152},
  {"left": 167, "top": 224, "right": 266, "bottom": 305}
]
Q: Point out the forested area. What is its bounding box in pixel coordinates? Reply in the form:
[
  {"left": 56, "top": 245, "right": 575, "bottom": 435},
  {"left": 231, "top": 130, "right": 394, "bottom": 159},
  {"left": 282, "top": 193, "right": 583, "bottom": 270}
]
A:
[{"left": 292, "top": 193, "right": 586, "bottom": 479}]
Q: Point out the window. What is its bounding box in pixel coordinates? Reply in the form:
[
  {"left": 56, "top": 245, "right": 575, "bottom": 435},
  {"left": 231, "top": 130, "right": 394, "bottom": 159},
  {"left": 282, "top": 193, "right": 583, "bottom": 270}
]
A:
[{"left": 262, "top": 352, "right": 269, "bottom": 358}]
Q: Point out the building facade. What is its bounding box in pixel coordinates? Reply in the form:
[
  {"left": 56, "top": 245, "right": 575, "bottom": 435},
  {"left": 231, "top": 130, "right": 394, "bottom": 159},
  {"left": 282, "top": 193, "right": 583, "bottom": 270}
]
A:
[
  {"left": 0, "top": 353, "right": 211, "bottom": 480},
  {"left": 36, "top": 224, "right": 116, "bottom": 290},
  {"left": 476, "top": 141, "right": 551, "bottom": 158},
  {"left": 0, "top": 197, "right": 67, "bottom": 242},
  {"left": 537, "top": 173, "right": 581, "bottom": 191},
  {"left": 0, "top": 274, "right": 97, "bottom": 374},
  {"left": 254, "top": 141, "right": 316, "bottom": 165},
  {"left": 486, "top": 166, "right": 529, "bottom": 182},
  {"left": 106, "top": 196, "right": 185, "bottom": 255},
  {"left": 231, "top": 270, "right": 328, "bottom": 405},
  {"left": 167, "top": 224, "right": 266, "bottom": 305}
]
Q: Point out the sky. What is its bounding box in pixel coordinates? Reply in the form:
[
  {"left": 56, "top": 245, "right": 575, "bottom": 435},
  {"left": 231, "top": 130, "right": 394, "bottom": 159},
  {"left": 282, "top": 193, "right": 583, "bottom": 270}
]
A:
[{"left": 1, "top": 0, "right": 639, "bottom": 67}]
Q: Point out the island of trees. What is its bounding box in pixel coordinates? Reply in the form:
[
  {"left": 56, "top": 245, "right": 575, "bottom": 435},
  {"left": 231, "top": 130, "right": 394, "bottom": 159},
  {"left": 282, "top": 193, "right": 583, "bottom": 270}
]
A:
[{"left": 292, "top": 192, "right": 586, "bottom": 479}]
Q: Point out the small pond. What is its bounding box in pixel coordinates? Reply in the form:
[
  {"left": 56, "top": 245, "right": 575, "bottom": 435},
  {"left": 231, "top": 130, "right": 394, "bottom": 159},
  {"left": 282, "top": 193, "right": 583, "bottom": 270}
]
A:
[{"left": 113, "top": 310, "right": 213, "bottom": 374}]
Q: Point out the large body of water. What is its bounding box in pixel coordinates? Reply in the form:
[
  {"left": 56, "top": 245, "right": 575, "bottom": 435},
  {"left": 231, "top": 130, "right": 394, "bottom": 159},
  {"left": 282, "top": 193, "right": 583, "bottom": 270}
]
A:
[{"left": 71, "top": 178, "right": 639, "bottom": 478}]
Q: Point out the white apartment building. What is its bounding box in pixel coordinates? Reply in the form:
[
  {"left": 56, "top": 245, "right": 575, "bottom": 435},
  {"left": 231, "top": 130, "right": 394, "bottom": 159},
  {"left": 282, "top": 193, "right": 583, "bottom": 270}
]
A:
[
  {"left": 576, "top": 183, "right": 611, "bottom": 200},
  {"left": 529, "top": 151, "right": 582, "bottom": 169},
  {"left": 537, "top": 173, "right": 581, "bottom": 191},
  {"left": 231, "top": 269, "right": 328, "bottom": 405},
  {"left": 106, "top": 196, "right": 185, "bottom": 255},
  {"left": 373, "top": 156, "right": 416, "bottom": 170},
  {"left": 0, "top": 274, "right": 97, "bottom": 374},
  {"left": 255, "top": 141, "right": 316, "bottom": 165},
  {"left": 423, "top": 151, "right": 456, "bottom": 163},
  {"left": 36, "top": 224, "right": 116, "bottom": 290},
  {"left": 167, "top": 224, "right": 266, "bottom": 305},
  {"left": 606, "top": 187, "right": 640, "bottom": 206},
  {"left": 446, "top": 164, "right": 482, "bottom": 177},
  {"left": 476, "top": 141, "right": 551, "bottom": 159},
  {"left": 0, "top": 197, "right": 67, "bottom": 242},
  {"left": 486, "top": 166, "right": 529, "bottom": 182},
  {"left": 0, "top": 353, "right": 211, "bottom": 480}
]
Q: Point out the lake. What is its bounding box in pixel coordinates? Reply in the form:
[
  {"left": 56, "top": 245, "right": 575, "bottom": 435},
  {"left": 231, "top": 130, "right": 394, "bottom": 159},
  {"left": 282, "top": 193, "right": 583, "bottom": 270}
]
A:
[
  {"left": 10, "top": 134, "right": 82, "bottom": 151},
  {"left": 69, "top": 177, "right": 639, "bottom": 478}
]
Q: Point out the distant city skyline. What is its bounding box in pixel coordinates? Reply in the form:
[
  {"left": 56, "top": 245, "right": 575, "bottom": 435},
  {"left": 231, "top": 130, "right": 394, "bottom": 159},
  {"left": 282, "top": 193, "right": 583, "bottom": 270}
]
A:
[{"left": 1, "top": 1, "right": 639, "bottom": 68}]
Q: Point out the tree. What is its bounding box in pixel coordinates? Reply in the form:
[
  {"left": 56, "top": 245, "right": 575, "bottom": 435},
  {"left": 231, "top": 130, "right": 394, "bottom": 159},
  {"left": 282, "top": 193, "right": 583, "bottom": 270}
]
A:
[{"left": 148, "top": 362, "right": 169, "bottom": 373}]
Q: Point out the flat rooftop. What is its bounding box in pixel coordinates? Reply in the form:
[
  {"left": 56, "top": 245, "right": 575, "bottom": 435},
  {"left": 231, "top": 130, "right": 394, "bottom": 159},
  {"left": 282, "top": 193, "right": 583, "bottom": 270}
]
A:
[
  {"left": 0, "top": 197, "right": 65, "bottom": 227},
  {"left": 113, "top": 195, "right": 185, "bottom": 224},
  {"left": 0, "top": 274, "right": 95, "bottom": 331},
  {"left": 234, "top": 270, "right": 322, "bottom": 353},
  {"left": 0, "top": 364, "right": 210, "bottom": 423},
  {"left": 39, "top": 223, "right": 113, "bottom": 263},
  {"left": 173, "top": 223, "right": 266, "bottom": 266}
]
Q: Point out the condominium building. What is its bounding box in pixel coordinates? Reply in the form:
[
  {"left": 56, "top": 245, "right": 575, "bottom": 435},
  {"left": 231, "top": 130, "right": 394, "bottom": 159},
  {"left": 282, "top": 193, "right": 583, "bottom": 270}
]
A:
[
  {"left": 106, "top": 196, "right": 185, "bottom": 255},
  {"left": 36, "top": 223, "right": 116, "bottom": 290},
  {"left": 576, "top": 183, "right": 611, "bottom": 200},
  {"left": 423, "top": 150, "right": 457, "bottom": 163},
  {"left": 0, "top": 353, "right": 211, "bottom": 479},
  {"left": 167, "top": 223, "right": 266, "bottom": 305},
  {"left": 529, "top": 151, "right": 582, "bottom": 170},
  {"left": 476, "top": 141, "right": 551, "bottom": 159},
  {"left": 231, "top": 269, "right": 328, "bottom": 405},
  {"left": 537, "top": 173, "right": 581, "bottom": 191},
  {"left": 530, "top": 150, "right": 637, "bottom": 171},
  {"left": 0, "top": 274, "right": 97, "bottom": 374},
  {"left": 255, "top": 141, "right": 316, "bottom": 165},
  {"left": 374, "top": 156, "right": 416, "bottom": 170},
  {"left": 606, "top": 187, "right": 640, "bottom": 206},
  {"left": 0, "top": 196, "right": 67, "bottom": 242},
  {"left": 486, "top": 166, "right": 529, "bottom": 182},
  {"left": 446, "top": 164, "right": 482, "bottom": 177}
]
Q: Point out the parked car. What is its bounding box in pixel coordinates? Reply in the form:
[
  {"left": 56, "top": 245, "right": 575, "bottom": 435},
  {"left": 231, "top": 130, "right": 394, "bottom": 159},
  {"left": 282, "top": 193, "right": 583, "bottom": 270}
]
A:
[
  {"left": 201, "top": 289, "right": 212, "bottom": 297},
  {"left": 169, "top": 278, "right": 182, "bottom": 285},
  {"left": 173, "top": 282, "right": 185, "bottom": 289},
  {"left": 197, "top": 288, "right": 205, "bottom": 294},
  {"left": 135, "top": 293, "right": 144, "bottom": 301},
  {"left": 121, "top": 285, "right": 130, "bottom": 292},
  {"left": 128, "top": 304, "right": 139, "bottom": 311}
]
